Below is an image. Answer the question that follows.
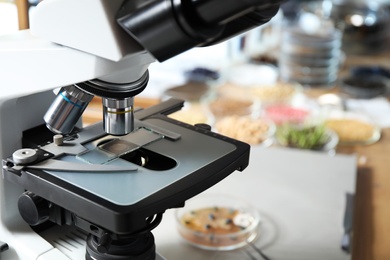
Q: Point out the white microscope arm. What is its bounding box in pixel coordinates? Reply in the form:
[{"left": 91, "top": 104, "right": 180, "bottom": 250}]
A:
[
  {"left": 1, "top": 0, "right": 282, "bottom": 135},
  {"left": 0, "top": 0, "right": 155, "bottom": 98}
]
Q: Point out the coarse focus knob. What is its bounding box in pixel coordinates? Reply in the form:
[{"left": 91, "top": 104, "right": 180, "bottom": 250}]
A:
[{"left": 18, "top": 191, "right": 50, "bottom": 226}]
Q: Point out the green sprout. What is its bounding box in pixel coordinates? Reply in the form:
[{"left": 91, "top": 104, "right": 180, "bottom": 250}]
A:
[{"left": 277, "top": 123, "right": 328, "bottom": 150}]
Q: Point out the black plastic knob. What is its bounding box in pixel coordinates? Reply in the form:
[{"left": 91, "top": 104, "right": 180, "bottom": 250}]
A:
[
  {"left": 0, "top": 241, "right": 8, "bottom": 253},
  {"left": 195, "top": 123, "right": 212, "bottom": 131},
  {"left": 18, "top": 191, "right": 50, "bottom": 226},
  {"left": 97, "top": 233, "right": 112, "bottom": 254}
]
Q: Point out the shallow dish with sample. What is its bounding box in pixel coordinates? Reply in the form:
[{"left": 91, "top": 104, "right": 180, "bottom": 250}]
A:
[
  {"left": 214, "top": 116, "right": 275, "bottom": 146},
  {"left": 325, "top": 118, "right": 381, "bottom": 145},
  {"left": 208, "top": 96, "right": 254, "bottom": 118},
  {"left": 251, "top": 81, "right": 300, "bottom": 105},
  {"left": 175, "top": 195, "right": 261, "bottom": 251},
  {"left": 168, "top": 103, "right": 210, "bottom": 126},
  {"left": 263, "top": 104, "right": 310, "bottom": 125},
  {"left": 276, "top": 124, "right": 339, "bottom": 151}
]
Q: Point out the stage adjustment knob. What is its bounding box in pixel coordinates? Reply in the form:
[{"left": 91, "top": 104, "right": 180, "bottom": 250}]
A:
[
  {"left": 0, "top": 241, "right": 9, "bottom": 256},
  {"left": 195, "top": 123, "right": 212, "bottom": 131},
  {"left": 18, "top": 191, "right": 50, "bottom": 226}
]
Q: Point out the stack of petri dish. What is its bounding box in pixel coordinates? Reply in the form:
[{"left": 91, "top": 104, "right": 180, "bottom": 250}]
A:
[{"left": 279, "top": 26, "right": 342, "bottom": 88}]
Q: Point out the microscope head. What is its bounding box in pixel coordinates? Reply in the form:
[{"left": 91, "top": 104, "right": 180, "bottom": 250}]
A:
[
  {"left": 31, "top": 0, "right": 282, "bottom": 136},
  {"left": 31, "top": 0, "right": 155, "bottom": 136}
]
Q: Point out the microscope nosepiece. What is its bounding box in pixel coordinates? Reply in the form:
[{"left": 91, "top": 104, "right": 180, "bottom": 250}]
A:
[{"left": 44, "top": 86, "right": 93, "bottom": 134}]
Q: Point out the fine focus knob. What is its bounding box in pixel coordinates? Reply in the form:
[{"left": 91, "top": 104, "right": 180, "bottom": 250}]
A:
[{"left": 18, "top": 191, "right": 50, "bottom": 226}]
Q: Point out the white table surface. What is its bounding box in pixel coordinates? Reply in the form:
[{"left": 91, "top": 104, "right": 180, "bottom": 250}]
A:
[{"left": 153, "top": 146, "right": 357, "bottom": 260}]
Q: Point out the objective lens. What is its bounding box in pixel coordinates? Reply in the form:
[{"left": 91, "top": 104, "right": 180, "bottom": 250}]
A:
[
  {"left": 103, "top": 97, "right": 134, "bottom": 136},
  {"left": 44, "top": 86, "right": 93, "bottom": 134}
]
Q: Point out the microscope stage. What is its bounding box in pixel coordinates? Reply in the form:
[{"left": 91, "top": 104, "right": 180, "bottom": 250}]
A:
[
  {"left": 3, "top": 103, "right": 250, "bottom": 235},
  {"left": 41, "top": 117, "right": 244, "bottom": 206}
]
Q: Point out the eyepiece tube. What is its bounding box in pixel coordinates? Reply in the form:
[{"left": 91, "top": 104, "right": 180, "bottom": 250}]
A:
[
  {"left": 103, "top": 97, "right": 134, "bottom": 136},
  {"left": 44, "top": 86, "right": 93, "bottom": 134},
  {"left": 117, "top": 0, "right": 282, "bottom": 61}
]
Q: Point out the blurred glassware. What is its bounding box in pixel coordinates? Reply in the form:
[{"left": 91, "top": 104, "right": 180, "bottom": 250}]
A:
[
  {"left": 279, "top": 0, "right": 343, "bottom": 88},
  {"left": 225, "top": 63, "right": 279, "bottom": 87},
  {"left": 340, "top": 74, "right": 390, "bottom": 99},
  {"left": 350, "top": 65, "right": 390, "bottom": 79},
  {"left": 183, "top": 67, "right": 220, "bottom": 83},
  {"left": 317, "top": 93, "right": 346, "bottom": 111},
  {"left": 162, "top": 66, "right": 223, "bottom": 127},
  {"left": 280, "top": 0, "right": 302, "bottom": 23},
  {"left": 331, "top": 0, "right": 390, "bottom": 55},
  {"left": 244, "top": 10, "right": 284, "bottom": 63},
  {"left": 163, "top": 67, "right": 222, "bottom": 102},
  {"left": 201, "top": 80, "right": 279, "bottom": 146},
  {"left": 227, "top": 10, "right": 284, "bottom": 65},
  {"left": 163, "top": 81, "right": 210, "bottom": 102},
  {"left": 279, "top": 24, "right": 342, "bottom": 88}
]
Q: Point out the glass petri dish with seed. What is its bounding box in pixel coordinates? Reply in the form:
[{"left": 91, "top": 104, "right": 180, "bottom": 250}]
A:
[{"left": 175, "top": 194, "right": 261, "bottom": 251}]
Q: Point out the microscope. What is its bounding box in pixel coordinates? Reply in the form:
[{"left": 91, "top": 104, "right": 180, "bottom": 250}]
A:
[{"left": 0, "top": 0, "right": 281, "bottom": 259}]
